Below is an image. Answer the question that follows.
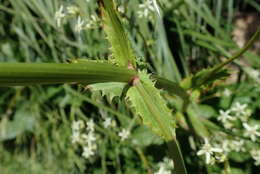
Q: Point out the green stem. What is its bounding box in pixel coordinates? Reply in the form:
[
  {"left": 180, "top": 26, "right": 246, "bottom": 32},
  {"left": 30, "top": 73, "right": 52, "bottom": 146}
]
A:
[
  {"left": 167, "top": 139, "right": 188, "bottom": 174},
  {"left": 0, "top": 63, "right": 190, "bottom": 106},
  {"left": 223, "top": 160, "right": 230, "bottom": 174},
  {"left": 153, "top": 75, "right": 190, "bottom": 111},
  {"left": 193, "top": 27, "right": 260, "bottom": 89},
  {"left": 212, "top": 27, "right": 260, "bottom": 72},
  {"left": 0, "top": 61, "right": 189, "bottom": 174},
  {"left": 0, "top": 62, "right": 136, "bottom": 86},
  {"left": 197, "top": 27, "right": 260, "bottom": 88},
  {"left": 201, "top": 117, "right": 260, "bottom": 144},
  {"left": 135, "top": 148, "right": 153, "bottom": 174}
]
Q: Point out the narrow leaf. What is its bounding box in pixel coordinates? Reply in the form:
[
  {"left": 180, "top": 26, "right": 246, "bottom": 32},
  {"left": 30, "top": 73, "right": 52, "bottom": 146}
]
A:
[
  {"left": 99, "top": 0, "right": 136, "bottom": 67},
  {"left": 183, "top": 68, "right": 230, "bottom": 89}
]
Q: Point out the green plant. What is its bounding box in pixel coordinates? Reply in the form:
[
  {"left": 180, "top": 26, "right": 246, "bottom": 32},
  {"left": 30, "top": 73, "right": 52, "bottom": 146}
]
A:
[{"left": 1, "top": 0, "right": 260, "bottom": 173}]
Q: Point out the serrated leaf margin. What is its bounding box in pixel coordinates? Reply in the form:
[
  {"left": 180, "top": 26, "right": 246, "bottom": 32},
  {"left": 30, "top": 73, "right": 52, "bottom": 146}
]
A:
[{"left": 126, "top": 71, "right": 175, "bottom": 141}]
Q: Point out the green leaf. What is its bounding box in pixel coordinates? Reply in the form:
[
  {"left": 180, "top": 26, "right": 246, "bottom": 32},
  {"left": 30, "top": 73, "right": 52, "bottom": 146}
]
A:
[
  {"left": 197, "top": 104, "right": 216, "bottom": 119},
  {"left": 181, "top": 68, "right": 229, "bottom": 89},
  {"left": 99, "top": 0, "right": 136, "bottom": 67},
  {"left": 230, "top": 168, "right": 246, "bottom": 174},
  {"left": 0, "top": 110, "right": 35, "bottom": 141},
  {"left": 126, "top": 71, "right": 175, "bottom": 141},
  {"left": 70, "top": 58, "right": 127, "bottom": 102},
  {"left": 193, "top": 68, "right": 229, "bottom": 88},
  {"left": 131, "top": 126, "right": 163, "bottom": 147},
  {"left": 187, "top": 104, "right": 210, "bottom": 137},
  {"left": 229, "top": 152, "right": 251, "bottom": 163},
  {"left": 88, "top": 82, "right": 125, "bottom": 102}
]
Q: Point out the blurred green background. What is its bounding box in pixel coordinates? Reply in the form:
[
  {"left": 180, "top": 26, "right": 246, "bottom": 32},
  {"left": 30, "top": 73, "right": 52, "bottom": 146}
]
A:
[{"left": 0, "top": 0, "right": 259, "bottom": 173}]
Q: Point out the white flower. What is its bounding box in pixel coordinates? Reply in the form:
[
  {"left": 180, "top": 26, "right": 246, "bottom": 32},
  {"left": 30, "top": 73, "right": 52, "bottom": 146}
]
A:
[
  {"left": 230, "top": 139, "right": 245, "bottom": 152},
  {"left": 155, "top": 157, "right": 174, "bottom": 174},
  {"left": 71, "top": 131, "right": 81, "bottom": 144},
  {"left": 243, "top": 123, "right": 260, "bottom": 142},
  {"left": 151, "top": 0, "right": 160, "bottom": 17},
  {"left": 82, "top": 131, "right": 96, "bottom": 144},
  {"left": 67, "top": 6, "right": 80, "bottom": 15},
  {"left": 86, "top": 119, "right": 95, "bottom": 132},
  {"left": 139, "top": 0, "right": 155, "bottom": 12},
  {"left": 220, "top": 139, "right": 231, "bottom": 154},
  {"left": 103, "top": 117, "right": 112, "bottom": 128},
  {"left": 217, "top": 109, "right": 236, "bottom": 129},
  {"left": 250, "top": 70, "right": 260, "bottom": 79},
  {"left": 217, "top": 110, "right": 235, "bottom": 123},
  {"left": 222, "top": 88, "right": 232, "bottom": 97},
  {"left": 70, "top": 118, "right": 99, "bottom": 160},
  {"left": 90, "top": 15, "right": 99, "bottom": 22},
  {"left": 223, "top": 120, "right": 234, "bottom": 129},
  {"left": 72, "top": 120, "right": 84, "bottom": 131},
  {"left": 75, "top": 16, "right": 85, "bottom": 33},
  {"left": 197, "top": 138, "right": 223, "bottom": 164},
  {"left": 155, "top": 167, "right": 171, "bottom": 174},
  {"left": 248, "top": 68, "right": 260, "bottom": 80},
  {"left": 82, "top": 146, "right": 95, "bottom": 159},
  {"left": 137, "top": 0, "right": 155, "bottom": 18},
  {"left": 163, "top": 157, "right": 174, "bottom": 169},
  {"left": 81, "top": 121, "right": 98, "bottom": 159},
  {"left": 71, "top": 120, "right": 85, "bottom": 144},
  {"left": 250, "top": 149, "right": 260, "bottom": 166},
  {"left": 85, "top": 15, "right": 99, "bottom": 29},
  {"left": 118, "top": 129, "right": 130, "bottom": 141},
  {"left": 240, "top": 109, "right": 252, "bottom": 122},
  {"left": 117, "top": 6, "right": 125, "bottom": 13},
  {"left": 231, "top": 102, "right": 247, "bottom": 117},
  {"left": 55, "top": 5, "right": 66, "bottom": 27}
]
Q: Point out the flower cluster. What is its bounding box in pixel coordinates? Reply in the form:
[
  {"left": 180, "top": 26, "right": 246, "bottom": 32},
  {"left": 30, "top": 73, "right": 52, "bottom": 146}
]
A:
[
  {"left": 99, "top": 110, "right": 130, "bottom": 141},
  {"left": 197, "top": 131, "right": 260, "bottom": 166},
  {"left": 197, "top": 101, "right": 260, "bottom": 166},
  {"left": 71, "top": 115, "right": 131, "bottom": 161},
  {"left": 217, "top": 102, "right": 260, "bottom": 142},
  {"left": 217, "top": 102, "right": 251, "bottom": 129},
  {"left": 54, "top": 5, "right": 100, "bottom": 32},
  {"left": 71, "top": 119, "right": 98, "bottom": 159}
]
